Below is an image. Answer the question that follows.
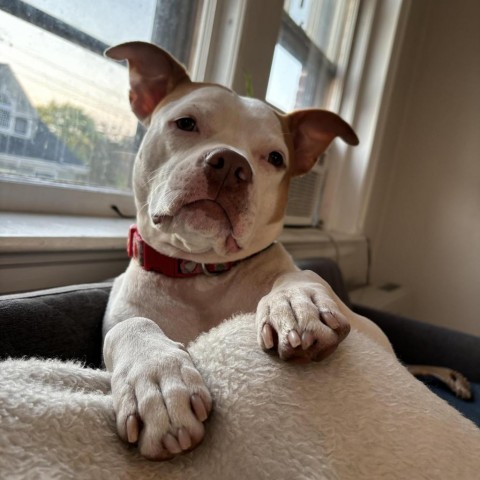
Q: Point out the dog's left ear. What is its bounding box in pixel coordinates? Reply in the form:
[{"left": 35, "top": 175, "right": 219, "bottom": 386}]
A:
[
  {"left": 286, "top": 109, "right": 359, "bottom": 176},
  {"left": 105, "top": 41, "right": 190, "bottom": 124}
]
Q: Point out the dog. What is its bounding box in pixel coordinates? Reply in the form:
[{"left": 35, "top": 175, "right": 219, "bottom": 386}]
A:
[{"left": 102, "top": 41, "right": 395, "bottom": 461}]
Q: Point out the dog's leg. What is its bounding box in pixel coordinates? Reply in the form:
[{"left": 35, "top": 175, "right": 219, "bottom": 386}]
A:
[
  {"left": 255, "top": 270, "right": 352, "bottom": 362},
  {"left": 103, "top": 317, "right": 212, "bottom": 460},
  {"left": 407, "top": 365, "right": 472, "bottom": 400}
]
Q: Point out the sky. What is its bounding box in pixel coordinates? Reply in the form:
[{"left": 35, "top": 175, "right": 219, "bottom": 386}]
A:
[
  {"left": 0, "top": 1, "right": 161, "bottom": 139},
  {"left": 24, "top": 0, "right": 157, "bottom": 45}
]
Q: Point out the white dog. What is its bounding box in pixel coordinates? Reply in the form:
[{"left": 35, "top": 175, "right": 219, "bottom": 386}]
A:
[
  {"left": 103, "top": 41, "right": 396, "bottom": 460},
  {"left": 1, "top": 42, "right": 477, "bottom": 479}
]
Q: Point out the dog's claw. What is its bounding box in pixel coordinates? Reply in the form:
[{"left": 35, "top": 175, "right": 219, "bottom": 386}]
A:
[
  {"left": 126, "top": 414, "right": 140, "bottom": 444},
  {"left": 163, "top": 432, "right": 182, "bottom": 454},
  {"left": 262, "top": 323, "right": 275, "bottom": 349},
  {"left": 320, "top": 311, "right": 340, "bottom": 330},
  {"left": 301, "top": 331, "right": 315, "bottom": 350},
  {"left": 288, "top": 330, "right": 302, "bottom": 348},
  {"left": 178, "top": 427, "right": 192, "bottom": 450},
  {"left": 191, "top": 393, "right": 208, "bottom": 422}
]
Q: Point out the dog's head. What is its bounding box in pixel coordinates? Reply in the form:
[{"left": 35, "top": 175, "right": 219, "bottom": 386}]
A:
[{"left": 106, "top": 42, "right": 358, "bottom": 263}]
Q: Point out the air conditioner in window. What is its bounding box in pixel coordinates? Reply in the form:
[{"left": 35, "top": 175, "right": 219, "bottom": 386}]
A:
[{"left": 284, "top": 162, "right": 325, "bottom": 227}]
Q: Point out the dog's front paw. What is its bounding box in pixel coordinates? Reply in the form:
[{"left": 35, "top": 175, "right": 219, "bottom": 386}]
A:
[
  {"left": 255, "top": 277, "right": 350, "bottom": 362},
  {"left": 111, "top": 342, "right": 212, "bottom": 461}
]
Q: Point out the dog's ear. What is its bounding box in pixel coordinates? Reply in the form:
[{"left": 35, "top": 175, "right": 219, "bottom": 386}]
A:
[
  {"left": 105, "top": 41, "right": 190, "bottom": 124},
  {"left": 286, "top": 109, "right": 359, "bottom": 176}
]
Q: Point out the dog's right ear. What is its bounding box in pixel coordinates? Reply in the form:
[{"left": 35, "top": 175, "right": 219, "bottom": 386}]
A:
[
  {"left": 285, "top": 109, "right": 359, "bottom": 176},
  {"left": 105, "top": 41, "right": 190, "bottom": 124}
]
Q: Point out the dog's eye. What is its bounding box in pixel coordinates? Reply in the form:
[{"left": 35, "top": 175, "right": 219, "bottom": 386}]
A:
[
  {"left": 175, "top": 117, "right": 197, "bottom": 132},
  {"left": 267, "top": 151, "right": 284, "bottom": 168}
]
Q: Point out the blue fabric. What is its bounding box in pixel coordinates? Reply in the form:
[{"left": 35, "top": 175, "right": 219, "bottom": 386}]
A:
[
  {"left": 421, "top": 377, "right": 480, "bottom": 427},
  {"left": 353, "top": 305, "right": 480, "bottom": 383}
]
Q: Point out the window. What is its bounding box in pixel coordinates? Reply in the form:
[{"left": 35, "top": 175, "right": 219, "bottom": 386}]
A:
[
  {"left": 0, "top": 92, "right": 12, "bottom": 131},
  {"left": 266, "top": 0, "right": 358, "bottom": 226},
  {"left": 14, "top": 117, "right": 29, "bottom": 136},
  {"left": 0, "top": 0, "right": 201, "bottom": 194},
  {"left": 267, "top": 0, "right": 357, "bottom": 113},
  {"left": 0, "top": 93, "right": 11, "bottom": 105},
  {"left": 0, "top": 108, "right": 11, "bottom": 130},
  {"left": 1, "top": 0, "right": 398, "bottom": 235}
]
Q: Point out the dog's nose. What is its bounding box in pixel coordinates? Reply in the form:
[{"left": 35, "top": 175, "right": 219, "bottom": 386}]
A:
[{"left": 205, "top": 148, "right": 253, "bottom": 184}]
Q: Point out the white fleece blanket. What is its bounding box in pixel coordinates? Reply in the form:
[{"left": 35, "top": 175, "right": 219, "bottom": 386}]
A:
[{"left": 1, "top": 314, "right": 479, "bottom": 480}]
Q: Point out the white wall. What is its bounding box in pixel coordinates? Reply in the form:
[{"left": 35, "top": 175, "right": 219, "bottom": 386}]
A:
[{"left": 366, "top": 0, "right": 480, "bottom": 336}]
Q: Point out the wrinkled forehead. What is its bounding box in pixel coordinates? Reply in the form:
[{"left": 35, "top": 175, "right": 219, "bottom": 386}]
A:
[{"left": 160, "top": 85, "right": 284, "bottom": 135}]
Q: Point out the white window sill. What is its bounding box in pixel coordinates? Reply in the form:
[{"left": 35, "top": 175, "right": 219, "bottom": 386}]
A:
[
  {"left": 0, "top": 212, "right": 132, "bottom": 252},
  {"left": 0, "top": 212, "right": 132, "bottom": 294},
  {"left": 0, "top": 212, "right": 369, "bottom": 293}
]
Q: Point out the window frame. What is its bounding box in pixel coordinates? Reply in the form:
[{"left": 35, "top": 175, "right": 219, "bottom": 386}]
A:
[
  {"left": 0, "top": 0, "right": 408, "bottom": 238},
  {"left": 320, "top": 0, "right": 411, "bottom": 234}
]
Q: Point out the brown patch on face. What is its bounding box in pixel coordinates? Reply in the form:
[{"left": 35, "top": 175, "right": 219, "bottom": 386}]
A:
[
  {"left": 264, "top": 112, "right": 296, "bottom": 226},
  {"left": 275, "top": 112, "right": 297, "bottom": 177},
  {"left": 267, "top": 174, "right": 291, "bottom": 225}
]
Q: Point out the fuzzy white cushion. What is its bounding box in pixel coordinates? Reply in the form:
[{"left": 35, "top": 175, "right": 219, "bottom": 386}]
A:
[{"left": 1, "top": 314, "right": 479, "bottom": 479}]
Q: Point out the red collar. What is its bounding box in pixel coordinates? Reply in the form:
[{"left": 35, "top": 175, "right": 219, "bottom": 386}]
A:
[{"left": 127, "top": 225, "right": 242, "bottom": 278}]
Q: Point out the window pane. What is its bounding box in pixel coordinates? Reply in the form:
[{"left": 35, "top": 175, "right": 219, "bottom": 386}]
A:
[
  {"left": 267, "top": 0, "right": 358, "bottom": 228},
  {"left": 0, "top": 0, "right": 201, "bottom": 192},
  {"left": 266, "top": 0, "right": 357, "bottom": 112},
  {"left": 0, "top": 109, "right": 11, "bottom": 129},
  {"left": 266, "top": 45, "right": 303, "bottom": 112},
  {"left": 14, "top": 117, "right": 29, "bottom": 135}
]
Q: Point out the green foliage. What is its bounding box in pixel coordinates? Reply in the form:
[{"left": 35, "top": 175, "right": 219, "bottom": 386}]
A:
[
  {"left": 37, "top": 102, "right": 133, "bottom": 190},
  {"left": 37, "top": 102, "right": 99, "bottom": 165},
  {"left": 244, "top": 72, "right": 254, "bottom": 98}
]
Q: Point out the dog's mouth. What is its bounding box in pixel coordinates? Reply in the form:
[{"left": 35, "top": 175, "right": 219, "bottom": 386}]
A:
[{"left": 153, "top": 199, "right": 241, "bottom": 254}]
